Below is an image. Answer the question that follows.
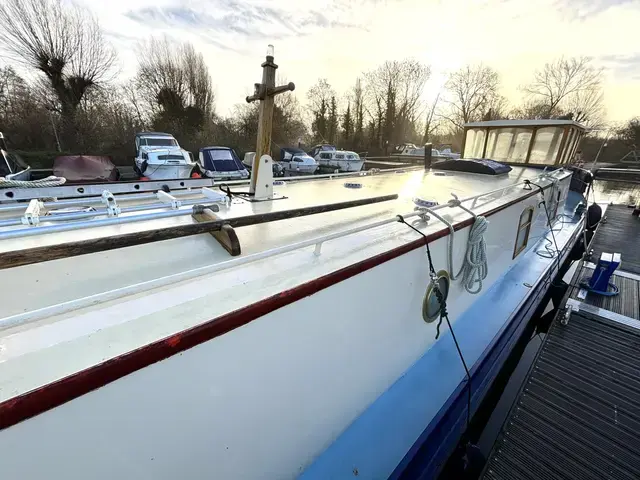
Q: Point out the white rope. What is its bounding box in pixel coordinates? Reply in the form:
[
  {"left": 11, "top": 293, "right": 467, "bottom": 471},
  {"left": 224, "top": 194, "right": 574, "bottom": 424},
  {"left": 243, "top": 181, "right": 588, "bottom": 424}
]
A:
[
  {"left": 0, "top": 176, "right": 67, "bottom": 188},
  {"left": 422, "top": 193, "right": 489, "bottom": 294}
]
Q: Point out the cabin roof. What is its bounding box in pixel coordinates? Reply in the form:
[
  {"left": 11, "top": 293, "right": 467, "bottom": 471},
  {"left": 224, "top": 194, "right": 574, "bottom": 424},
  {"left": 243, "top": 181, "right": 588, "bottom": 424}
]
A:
[
  {"left": 464, "top": 119, "right": 587, "bottom": 130},
  {"left": 136, "top": 131, "right": 175, "bottom": 137},
  {"left": 200, "top": 146, "right": 232, "bottom": 151}
]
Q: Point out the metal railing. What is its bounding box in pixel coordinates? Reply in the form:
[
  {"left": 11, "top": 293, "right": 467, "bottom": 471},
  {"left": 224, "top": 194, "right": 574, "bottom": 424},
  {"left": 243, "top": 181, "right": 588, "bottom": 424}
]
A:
[{"left": 0, "top": 174, "right": 558, "bottom": 330}]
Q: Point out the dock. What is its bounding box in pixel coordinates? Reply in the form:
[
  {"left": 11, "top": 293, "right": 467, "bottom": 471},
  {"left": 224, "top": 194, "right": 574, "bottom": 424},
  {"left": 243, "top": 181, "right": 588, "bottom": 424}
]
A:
[{"left": 481, "top": 204, "right": 640, "bottom": 480}]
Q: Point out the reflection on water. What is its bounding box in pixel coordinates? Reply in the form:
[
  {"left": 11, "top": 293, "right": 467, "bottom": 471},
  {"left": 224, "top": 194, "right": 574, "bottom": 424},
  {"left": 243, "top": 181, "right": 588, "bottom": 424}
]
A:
[{"left": 594, "top": 181, "right": 640, "bottom": 204}]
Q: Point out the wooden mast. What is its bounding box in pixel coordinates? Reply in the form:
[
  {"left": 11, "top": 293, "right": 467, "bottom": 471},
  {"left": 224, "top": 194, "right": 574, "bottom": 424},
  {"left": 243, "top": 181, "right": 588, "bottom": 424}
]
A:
[{"left": 246, "top": 45, "right": 295, "bottom": 194}]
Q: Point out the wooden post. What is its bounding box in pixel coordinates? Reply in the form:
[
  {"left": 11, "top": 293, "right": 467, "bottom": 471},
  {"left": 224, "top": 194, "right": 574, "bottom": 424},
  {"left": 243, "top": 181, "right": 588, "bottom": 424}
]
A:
[{"left": 246, "top": 45, "right": 295, "bottom": 195}]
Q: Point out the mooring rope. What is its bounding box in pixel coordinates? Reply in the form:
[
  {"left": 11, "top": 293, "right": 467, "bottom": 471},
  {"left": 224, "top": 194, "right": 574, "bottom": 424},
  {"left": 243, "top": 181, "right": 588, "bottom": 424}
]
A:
[
  {"left": 0, "top": 176, "right": 66, "bottom": 188},
  {"left": 416, "top": 193, "right": 489, "bottom": 294}
]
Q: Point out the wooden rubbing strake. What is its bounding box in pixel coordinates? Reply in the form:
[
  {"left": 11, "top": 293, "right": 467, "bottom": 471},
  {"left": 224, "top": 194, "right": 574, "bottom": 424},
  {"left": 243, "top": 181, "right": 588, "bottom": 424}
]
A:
[
  {"left": 192, "top": 205, "right": 241, "bottom": 256},
  {"left": 0, "top": 194, "right": 398, "bottom": 269}
]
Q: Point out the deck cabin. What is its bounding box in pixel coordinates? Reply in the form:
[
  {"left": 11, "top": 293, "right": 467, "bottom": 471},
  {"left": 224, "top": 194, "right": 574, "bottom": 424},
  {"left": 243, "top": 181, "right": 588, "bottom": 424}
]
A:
[{"left": 462, "top": 119, "right": 587, "bottom": 167}]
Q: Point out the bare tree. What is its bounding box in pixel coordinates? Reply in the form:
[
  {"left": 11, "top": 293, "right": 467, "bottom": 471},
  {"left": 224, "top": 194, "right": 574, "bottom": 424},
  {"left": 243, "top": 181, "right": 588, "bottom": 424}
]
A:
[
  {"left": 136, "top": 36, "right": 214, "bottom": 135},
  {"left": 523, "top": 56, "right": 604, "bottom": 123},
  {"left": 364, "top": 59, "right": 430, "bottom": 148},
  {"left": 306, "top": 78, "right": 335, "bottom": 142},
  {"left": 617, "top": 117, "right": 640, "bottom": 149},
  {"left": 352, "top": 78, "right": 365, "bottom": 150},
  {"left": 563, "top": 86, "right": 606, "bottom": 129},
  {"left": 441, "top": 64, "right": 502, "bottom": 129},
  {"left": 0, "top": 0, "right": 116, "bottom": 148},
  {"left": 423, "top": 93, "right": 440, "bottom": 143}
]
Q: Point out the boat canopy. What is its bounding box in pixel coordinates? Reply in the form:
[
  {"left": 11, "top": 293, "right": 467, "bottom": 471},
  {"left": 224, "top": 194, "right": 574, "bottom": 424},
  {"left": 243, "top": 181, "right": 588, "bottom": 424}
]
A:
[
  {"left": 280, "top": 147, "right": 309, "bottom": 161},
  {"left": 200, "top": 147, "right": 245, "bottom": 172},
  {"left": 462, "top": 119, "right": 587, "bottom": 166}
]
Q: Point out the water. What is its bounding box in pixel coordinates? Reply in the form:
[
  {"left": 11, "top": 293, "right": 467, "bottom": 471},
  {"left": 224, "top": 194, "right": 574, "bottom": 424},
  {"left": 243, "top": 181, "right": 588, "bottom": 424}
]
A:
[{"left": 594, "top": 180, "right": 640, "bottom": 205}]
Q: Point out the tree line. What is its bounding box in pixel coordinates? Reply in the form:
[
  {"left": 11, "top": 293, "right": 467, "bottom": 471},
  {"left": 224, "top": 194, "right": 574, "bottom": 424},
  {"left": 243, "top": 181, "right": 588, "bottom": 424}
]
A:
[{"left": 0, "top": 0, "right": 637, "bottom": 167}]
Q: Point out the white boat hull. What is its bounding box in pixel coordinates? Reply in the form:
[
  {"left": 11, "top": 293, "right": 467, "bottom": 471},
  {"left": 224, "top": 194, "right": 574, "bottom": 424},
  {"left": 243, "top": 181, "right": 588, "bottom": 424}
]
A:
[
  {"left": 138, "top": 163, "right": 195, "bottom": 180},
  {"left": 318, "top": 159, "right": 364, "bottom": 172},
  {"left": 0, "top": 169, "right": 573, "bottom": 479},
  {"left": 281, "top": 163, "right": 318, "bottom": 175}
]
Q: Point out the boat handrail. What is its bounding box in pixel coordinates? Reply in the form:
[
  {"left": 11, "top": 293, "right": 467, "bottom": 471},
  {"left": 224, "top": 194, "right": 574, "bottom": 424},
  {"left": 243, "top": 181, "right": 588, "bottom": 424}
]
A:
[
  {"left": 0, "top": 165, "right": 421, "bottom": 204},
  {"left": 0, "top": 176, "right": 552, "bottom": 330}
]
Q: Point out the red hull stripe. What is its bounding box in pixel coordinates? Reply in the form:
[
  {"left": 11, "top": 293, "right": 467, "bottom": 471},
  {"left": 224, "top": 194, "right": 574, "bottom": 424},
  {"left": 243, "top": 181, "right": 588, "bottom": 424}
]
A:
[{"left": 0, "top": 187, "right": 543, "bottom": 430}]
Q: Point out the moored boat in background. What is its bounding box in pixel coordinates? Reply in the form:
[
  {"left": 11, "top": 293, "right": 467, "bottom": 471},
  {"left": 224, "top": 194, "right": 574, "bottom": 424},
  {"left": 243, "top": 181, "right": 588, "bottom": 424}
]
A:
[
  {"left": 133, "top": 132, "right": 196, "bottom": 180},
  {"left": 279, "top": 147, "right": 318, "bottom": 175},
  {"left": 198, "top": 146, "right": 249, "bottom": 181}
]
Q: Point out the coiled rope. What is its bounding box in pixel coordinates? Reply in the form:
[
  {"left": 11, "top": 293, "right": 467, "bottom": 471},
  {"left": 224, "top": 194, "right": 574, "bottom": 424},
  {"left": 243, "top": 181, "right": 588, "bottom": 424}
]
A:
[
  {"left": 417, "top": 193, "right": 489, "bottom": 294},
  {"left": 0, "top": 176, "right": 66, "bottom": 188}
]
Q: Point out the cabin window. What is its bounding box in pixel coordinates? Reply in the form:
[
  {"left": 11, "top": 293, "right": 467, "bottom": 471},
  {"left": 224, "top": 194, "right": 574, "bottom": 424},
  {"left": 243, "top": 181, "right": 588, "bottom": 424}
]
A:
[
  {"left": 335, "top": 154, "right": 345, "bottom": 159},
  {"left": 514, "top": 207, "right": 534, "bottom": 258},
  {"left": 564, "top": 129, "right": 581, "bottom": 164},
  {"left": 559, "top": 129, "right": 573, "bottom": 164},
  {"left": 511, "top": 130, "right": 532, "bottom": 163},
  {"left": 486, "top": 130, "right": 513, "bottom": 162},
  {"left": 320, "top": 152, "right": 332, "bottom": 159},
  {"left": 529, "top": 127, "right": 563, "bottom": 164},
  {"left": 464, "top": 128, "right": 486, "bottom": 158},
  {"left": 484, "top": 128, "right": 532, "bottom": 163}
]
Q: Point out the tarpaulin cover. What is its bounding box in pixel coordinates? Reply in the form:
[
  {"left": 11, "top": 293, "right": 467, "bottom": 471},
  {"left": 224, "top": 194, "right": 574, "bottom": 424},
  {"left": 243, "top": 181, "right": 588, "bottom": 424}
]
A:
[{"left": 53, "top": 155, "right": 119, "bottom": 182}]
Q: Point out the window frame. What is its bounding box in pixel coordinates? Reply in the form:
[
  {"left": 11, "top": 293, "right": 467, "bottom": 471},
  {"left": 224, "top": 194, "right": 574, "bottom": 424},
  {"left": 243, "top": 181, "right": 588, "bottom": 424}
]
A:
[{"left": 513, "top": 206, "right": 534, "bottom": 258}]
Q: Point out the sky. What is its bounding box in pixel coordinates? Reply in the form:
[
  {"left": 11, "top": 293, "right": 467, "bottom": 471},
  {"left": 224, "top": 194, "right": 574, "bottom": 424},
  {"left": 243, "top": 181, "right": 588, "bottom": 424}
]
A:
[{"left": 79, "top": 0, "right": 640, "bottom": 125}]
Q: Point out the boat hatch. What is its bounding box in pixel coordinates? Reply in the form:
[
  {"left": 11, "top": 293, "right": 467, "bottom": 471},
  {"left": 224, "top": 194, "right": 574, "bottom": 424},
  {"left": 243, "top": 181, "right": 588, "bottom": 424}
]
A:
[{"left": 435, "top": 158, "right": 512, "bottom": 175}]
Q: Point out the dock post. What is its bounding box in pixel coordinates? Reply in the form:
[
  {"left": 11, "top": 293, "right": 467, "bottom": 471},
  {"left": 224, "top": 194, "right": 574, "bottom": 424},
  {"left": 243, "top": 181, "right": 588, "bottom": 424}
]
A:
[
  {"left": 424, "top": 143, "right": 433, "bottom": 170},
  {"left": 246, "top": 45, "right": 295, "bottom": 196}
]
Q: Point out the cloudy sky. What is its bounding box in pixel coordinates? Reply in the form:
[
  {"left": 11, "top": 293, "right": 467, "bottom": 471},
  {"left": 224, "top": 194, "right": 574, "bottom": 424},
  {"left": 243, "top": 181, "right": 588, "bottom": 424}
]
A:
[{"left": 81, "top": 0, "right": 640, "bottom": 124}]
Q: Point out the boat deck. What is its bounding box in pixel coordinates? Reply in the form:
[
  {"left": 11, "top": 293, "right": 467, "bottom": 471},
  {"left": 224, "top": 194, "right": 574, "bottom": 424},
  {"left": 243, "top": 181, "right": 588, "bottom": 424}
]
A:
[{"left": 481, "top": 204, "right": 640, "bottom": 480}]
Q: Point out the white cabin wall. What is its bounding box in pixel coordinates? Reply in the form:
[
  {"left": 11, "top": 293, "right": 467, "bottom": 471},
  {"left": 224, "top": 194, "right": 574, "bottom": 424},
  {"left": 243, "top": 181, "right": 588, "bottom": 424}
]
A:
[{"left": 0, "top": 178, "right": 572, "bottom": 480}]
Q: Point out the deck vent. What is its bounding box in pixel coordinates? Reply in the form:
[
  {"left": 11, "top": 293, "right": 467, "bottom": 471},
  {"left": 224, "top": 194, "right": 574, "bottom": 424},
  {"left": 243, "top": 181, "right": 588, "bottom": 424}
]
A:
[{"left": 344, "top": 182, "right": 363, "bottom": 189}]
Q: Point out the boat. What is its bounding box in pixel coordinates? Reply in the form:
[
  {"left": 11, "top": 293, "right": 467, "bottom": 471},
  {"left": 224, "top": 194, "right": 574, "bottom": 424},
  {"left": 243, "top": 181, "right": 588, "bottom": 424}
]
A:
[
  {"left": 0, "top": 132, "right": 31, "bottom": 182},
  {"left": 308, "top": 144, "right": 364, "bottom": 172},
  {"left": 307, "top": 143, "right": 337, "bottom": 158},
  {"left": 242, "top": 151, "right": 285, "bottom": 177},
  {"left": 198, "top": 147, "right": 249, "bottom": 181},
  {"left": 278, "top": 147, "right": 318, "bottom": 175},
  {"left": 392, "top": 143, "right": 461, "bottom": 161},
  {"left": 53, "top": 155, "right": 120, "bottom": 182},
  {"left": 133, "top": 132, "right": 196, "bottom": 180},
  {"left": 0, "top": 112, "right": 599, "bottom": 479}
]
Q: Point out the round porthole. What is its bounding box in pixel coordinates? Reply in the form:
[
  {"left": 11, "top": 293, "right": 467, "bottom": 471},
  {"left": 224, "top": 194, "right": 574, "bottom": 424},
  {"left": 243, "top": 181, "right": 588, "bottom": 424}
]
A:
[{"left": 422, "top": 270, "right": 450, "bottom": 323}]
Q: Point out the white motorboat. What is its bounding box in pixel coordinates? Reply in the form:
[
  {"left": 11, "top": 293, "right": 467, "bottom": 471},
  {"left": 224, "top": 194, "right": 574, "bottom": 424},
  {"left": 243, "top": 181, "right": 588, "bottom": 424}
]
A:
[
  {"left": 392, "top": 143, "right": 461, "bottom": 161},
  {"left": 308, "top": 144, "right": 364, "bottom": 172},
  {"left": 134, "top": 132, "right": 196, "bottom": 180},
  {"left": 279, "top": 147, "right": 318, "bottom": 175}
]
